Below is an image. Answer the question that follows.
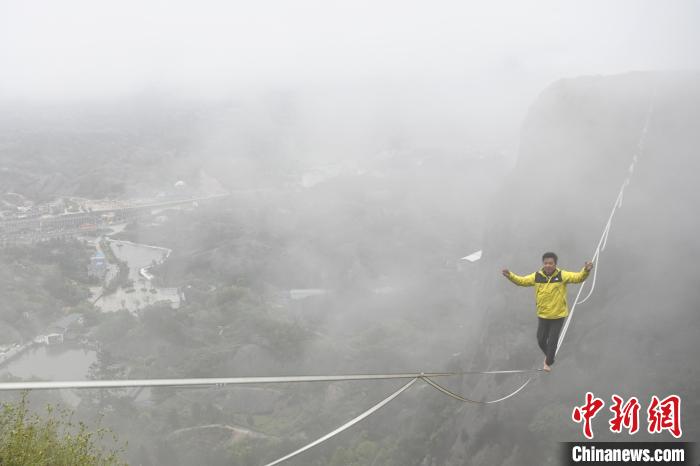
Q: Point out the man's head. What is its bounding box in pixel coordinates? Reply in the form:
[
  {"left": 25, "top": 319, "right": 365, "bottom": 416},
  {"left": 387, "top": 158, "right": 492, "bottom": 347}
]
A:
[{"left": 541, "top": 251, "right": 558, "bottom": 275}]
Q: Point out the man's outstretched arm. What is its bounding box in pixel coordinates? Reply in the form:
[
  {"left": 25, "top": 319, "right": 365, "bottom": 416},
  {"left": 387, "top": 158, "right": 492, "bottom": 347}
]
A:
[
  {"left": 502, "top": 269, "right": 536, "bottom": 286},
  {"left": 562, "top": 261, "right": 594, "bottom": 283}
]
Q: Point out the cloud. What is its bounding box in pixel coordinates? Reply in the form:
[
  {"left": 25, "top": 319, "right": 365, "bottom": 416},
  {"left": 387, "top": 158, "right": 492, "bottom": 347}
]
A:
[{"left": 1, "top": 0, "right": 698, "bottom": 99}]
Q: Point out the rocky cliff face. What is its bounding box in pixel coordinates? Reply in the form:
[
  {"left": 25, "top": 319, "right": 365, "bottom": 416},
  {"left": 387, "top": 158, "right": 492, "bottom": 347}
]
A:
[{"left": 439, "top": 71, "right": 700, "bottom": 465}]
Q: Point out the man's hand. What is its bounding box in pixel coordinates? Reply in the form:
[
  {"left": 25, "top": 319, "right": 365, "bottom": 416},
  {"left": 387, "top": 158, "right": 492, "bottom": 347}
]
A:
[
  {"left": 584, "top": 261, "right": 594, "bottom": 272},
  {"left": 501, "top": 268, "right": 510, "bottom": 277}
]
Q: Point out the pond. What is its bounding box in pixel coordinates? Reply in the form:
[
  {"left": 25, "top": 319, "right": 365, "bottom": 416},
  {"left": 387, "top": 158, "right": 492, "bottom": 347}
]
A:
[{"left": 1, "top": 345, "right": 97, "bottom": 381}]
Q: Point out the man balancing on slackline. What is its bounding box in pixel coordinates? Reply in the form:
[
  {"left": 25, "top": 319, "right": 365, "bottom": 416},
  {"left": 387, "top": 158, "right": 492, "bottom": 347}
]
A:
[{"left": 502, "top": 252, "right": 593, "bottom": 372}]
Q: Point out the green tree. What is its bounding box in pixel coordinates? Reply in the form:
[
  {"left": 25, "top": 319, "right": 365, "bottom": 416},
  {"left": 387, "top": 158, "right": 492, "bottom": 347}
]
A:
[{"left": 0, "top": 395, "right": 124, "bottom": 466}]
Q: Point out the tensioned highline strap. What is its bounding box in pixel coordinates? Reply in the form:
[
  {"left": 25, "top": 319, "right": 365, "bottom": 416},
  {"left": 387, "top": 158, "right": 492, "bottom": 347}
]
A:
[
  {"left": 0, "top": 373, "right": 447, "bottom": 391},
  {"left": 556, "top": 99, "right": 653, "bottom": 353},
  {"left": 0, "top": 369, "right": 541, "bottom": 391}
]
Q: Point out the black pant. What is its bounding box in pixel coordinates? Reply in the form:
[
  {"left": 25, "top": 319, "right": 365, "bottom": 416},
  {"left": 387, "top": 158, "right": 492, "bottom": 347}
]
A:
[{"left": 537, "top": 317, "right": 566, "bottom": 366}]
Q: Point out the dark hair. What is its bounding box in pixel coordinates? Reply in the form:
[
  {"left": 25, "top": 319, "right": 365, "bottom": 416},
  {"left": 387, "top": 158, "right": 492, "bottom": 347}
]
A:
[{"left": 542, "top": 252, "right": 558, "bottom": 263}]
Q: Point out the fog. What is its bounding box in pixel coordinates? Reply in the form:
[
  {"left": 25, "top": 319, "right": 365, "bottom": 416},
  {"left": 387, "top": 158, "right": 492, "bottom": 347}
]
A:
[
  {"left": 3, "top": 0, "right": 699, "bottom": 94},
  {"left": 3, "top": 0, "right": 699, "bottom": 148},
  {"left": 3, "top": 1, "right": 698, "bottom": 165},
  {"left": 0, "top": 2, "right": 698, "bottom": 465}
]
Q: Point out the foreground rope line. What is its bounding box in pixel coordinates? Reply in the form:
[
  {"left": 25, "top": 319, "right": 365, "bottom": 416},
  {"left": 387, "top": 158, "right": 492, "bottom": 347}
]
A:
[
  {"left": 0, "top": 373, "right": 449, "bottom": 391},
  {"left": 556, "top": 99, "right": 654, "bottom": 354},
  {"left": 0, "top": 368, "right": 544, "bottom": 391},
  {"left": 264, "top": 377, "right": 419, "bottom": 466},
  {"left": 264, "top": 374, "right": 536, "bottom": 466},
  {"left": 421, "top": 376, "right": 534, "bottom": 404}
]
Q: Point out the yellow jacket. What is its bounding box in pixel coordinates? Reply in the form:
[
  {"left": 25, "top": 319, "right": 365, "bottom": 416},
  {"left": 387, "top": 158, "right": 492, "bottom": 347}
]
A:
[{"left": 507, "top": 267, "right": 590, "bottom": 319}]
